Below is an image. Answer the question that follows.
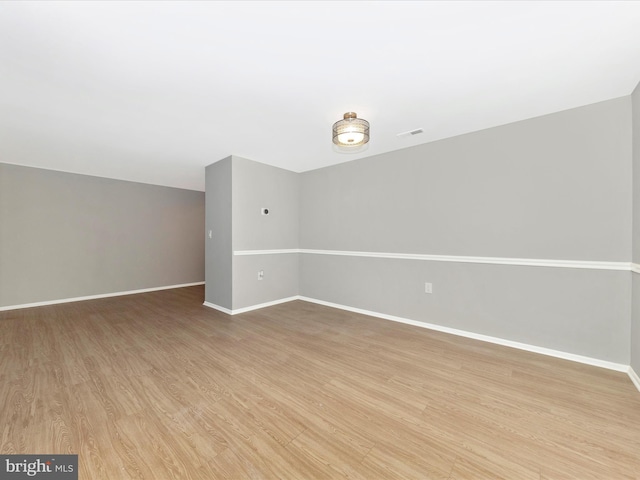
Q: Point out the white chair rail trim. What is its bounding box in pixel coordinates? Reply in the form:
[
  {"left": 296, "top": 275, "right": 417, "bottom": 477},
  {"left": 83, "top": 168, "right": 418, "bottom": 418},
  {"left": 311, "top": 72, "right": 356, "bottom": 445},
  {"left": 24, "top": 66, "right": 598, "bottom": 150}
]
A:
[{"left": 234, "top": 249, "right": 633, "bottom": 271}]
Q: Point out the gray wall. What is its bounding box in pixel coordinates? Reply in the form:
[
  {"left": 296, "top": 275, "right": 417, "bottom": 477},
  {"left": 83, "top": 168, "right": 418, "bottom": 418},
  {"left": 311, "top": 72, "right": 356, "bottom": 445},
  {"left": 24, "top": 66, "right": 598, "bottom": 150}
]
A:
[
  {"left": 205, "top": 157, "right": 233, "bottom": 310},
  {"left": 0, "top": 163, "right": 205, "bottom": 308},
  {"left": 204, "top": 155, "right": 299, "bottom": 310},
  {"left": 233, "top": 253, "right": 298, "bottom": 309},
  {"left": 299, "top": 98, "right": 633, "bottom": 363},
  {"left": 632, "top": 81, "right": 640, "bottom": 373},
  {"left": 232, "top": 156, "right": 299, "bottom": 251},
  {"left": 300, "top": 255, "right": 630, "bottom": 363},
  {"left": 301, "top": 98, "right": 631, "bottom": 261},
  {"left": 231, "top": 156, "right": 299, "bottom": 309}
]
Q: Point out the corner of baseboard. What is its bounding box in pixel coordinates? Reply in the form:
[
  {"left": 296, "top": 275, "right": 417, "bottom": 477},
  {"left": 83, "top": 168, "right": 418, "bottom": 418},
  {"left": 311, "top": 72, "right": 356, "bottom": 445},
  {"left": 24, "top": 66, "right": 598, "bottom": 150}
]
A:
[
  {"left": 629, "top": 367, "right": 640, "bottom": 393},
  {"left": 202, "top": 301, "right": 233, "bottom": 315},
  {"left": 203, "top": 296, "right": 300, "bottom": 316},
  {"left": 229, "top": 296, "right": 300, "bottom": 315}
]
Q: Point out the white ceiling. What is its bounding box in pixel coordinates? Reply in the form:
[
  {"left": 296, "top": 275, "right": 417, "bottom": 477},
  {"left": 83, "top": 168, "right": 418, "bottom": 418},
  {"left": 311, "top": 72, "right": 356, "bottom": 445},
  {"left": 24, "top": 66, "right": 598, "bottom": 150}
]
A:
[{"left": 1, "top": 1, "right": 640, "bottom": 192}]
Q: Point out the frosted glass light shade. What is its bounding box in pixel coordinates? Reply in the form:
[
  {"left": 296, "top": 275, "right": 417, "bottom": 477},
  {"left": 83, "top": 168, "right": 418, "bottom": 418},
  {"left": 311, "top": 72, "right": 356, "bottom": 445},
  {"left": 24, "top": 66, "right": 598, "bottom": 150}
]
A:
[{"left": 332, "top": 112, "right": 369, "bottom": 147}]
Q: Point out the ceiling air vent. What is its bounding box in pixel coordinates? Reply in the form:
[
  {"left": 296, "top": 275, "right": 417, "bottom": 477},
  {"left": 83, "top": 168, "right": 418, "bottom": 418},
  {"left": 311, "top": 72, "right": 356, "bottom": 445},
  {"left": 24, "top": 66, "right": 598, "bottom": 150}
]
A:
[{"left": 397, "top": 128, "right": 424, "bottom": 138}]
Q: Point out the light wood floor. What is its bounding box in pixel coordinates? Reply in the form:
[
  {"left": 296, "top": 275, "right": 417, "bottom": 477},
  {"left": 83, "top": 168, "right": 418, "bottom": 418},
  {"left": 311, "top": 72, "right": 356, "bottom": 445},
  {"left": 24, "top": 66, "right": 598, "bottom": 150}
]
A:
[{"left": 1, "top": 286, "right": 639, "bottom": 479}]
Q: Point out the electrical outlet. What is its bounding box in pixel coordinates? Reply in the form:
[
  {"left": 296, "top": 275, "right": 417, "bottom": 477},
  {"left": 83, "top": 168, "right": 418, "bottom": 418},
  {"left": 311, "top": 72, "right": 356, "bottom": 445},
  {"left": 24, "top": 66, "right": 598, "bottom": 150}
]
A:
[{"left": 424, "top": 282, "right": 433, "bottom": 294}]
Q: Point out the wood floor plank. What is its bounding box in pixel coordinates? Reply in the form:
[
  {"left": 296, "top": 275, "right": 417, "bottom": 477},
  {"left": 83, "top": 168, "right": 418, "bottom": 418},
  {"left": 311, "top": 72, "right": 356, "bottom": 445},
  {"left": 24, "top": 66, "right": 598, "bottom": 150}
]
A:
[{"left": 1, "top": 286, "right": 639, "bottom": 478}]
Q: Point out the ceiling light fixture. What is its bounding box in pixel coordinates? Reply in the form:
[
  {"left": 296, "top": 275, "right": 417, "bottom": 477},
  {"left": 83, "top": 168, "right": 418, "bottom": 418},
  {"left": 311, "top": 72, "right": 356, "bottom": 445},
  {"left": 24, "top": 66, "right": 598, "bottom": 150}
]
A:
[{"left": 332, "top": 112, "right": 370, "bottom": 147}]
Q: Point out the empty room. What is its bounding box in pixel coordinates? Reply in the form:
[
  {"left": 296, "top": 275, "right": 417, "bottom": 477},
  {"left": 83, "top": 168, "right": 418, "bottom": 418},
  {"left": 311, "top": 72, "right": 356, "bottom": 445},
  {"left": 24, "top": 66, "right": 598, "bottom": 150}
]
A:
[{"left": 1, "top": 1, "right": 640, "bottom": 478}]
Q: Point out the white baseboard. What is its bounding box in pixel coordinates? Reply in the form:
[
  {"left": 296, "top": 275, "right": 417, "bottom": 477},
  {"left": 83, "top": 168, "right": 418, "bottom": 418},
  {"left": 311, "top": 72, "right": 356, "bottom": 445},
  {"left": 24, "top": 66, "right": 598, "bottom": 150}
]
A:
[
  {"left": 202, "top": 301, "right": 233, "bottom": 315},
  {"left": 0, "top": 282, "right": 205, "bottom": 312},
  {"left": 203, "top": 294, "right": 631, "bottom": 375},
  {"left": 232, "top": 296, "right": 300, "bottom": 314},
  {"left": 297, "top": 296, "right": 630, "bottom": 373},
  {"left": 629, "top": 367, "right": 640, "bottom": 393},
  {"left": 9, "top": 285, "right": 635, "bottom": 390},
  {"left": 203, "top": 296, "right": 299, "bottom": 315}
]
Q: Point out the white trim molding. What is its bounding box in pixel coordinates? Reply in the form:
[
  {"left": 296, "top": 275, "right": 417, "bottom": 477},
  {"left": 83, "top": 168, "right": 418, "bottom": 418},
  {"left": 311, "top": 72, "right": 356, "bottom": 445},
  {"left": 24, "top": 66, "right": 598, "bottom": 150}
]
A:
[
  {"left": 299, "top": 249, "right": 631, "bottom": 271},
  {"left": 202, "top": 301, "right": 233, "bottom": 315},
  {"left": 233, "top": 248, "right": 632, "bottom": 271},
  {"left": 203, "top": 296, "right": 299, "bottom": 316},
  {"left": 234, "top": 249, "right": 299, "bottom": 256},
  {"left": 0, "top": 282, "right": 205, "bottom": 312},
  {"left": 629, "top": 367, "right": 640, "bottom": 393},
  {"left": 297, "top": 296, "right": 630, "bottom": 373}
]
